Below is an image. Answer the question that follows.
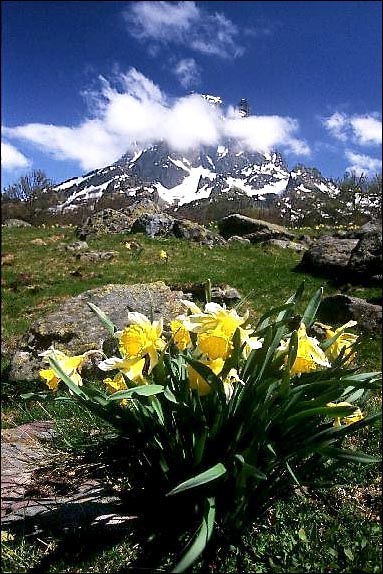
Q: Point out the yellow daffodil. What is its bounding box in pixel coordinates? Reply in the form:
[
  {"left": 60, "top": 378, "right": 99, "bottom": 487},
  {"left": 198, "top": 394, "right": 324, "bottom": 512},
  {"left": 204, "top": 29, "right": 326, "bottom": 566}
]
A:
[
  {"left": 39, "top": 349, "right": 87, "bottom": 390},
  {"left": 239, "top": 327, "right": 263, "bottom": 359},
  {"left": 326, "top": 401, "right": 364, "bottom": 427},
  {"left": 197, "top": 329, "right": 233, "bottom": 360},
  {"left": 180, "top": 300, "right": 249, "bottom": 338},
  {"left": 223, "top": 368, "right": 243, "bottom": 400},
  {"left": 170, "top": 318, "right": 192, "bottom": 351},
  {"left": 103, "top": 372, "right": 128, "bottom": 393},
  {"left": 116, "top": 312, "right": 165, "bottom": 373},
  {"left": 324, "top": 320, "right": 358, "bottom": 365},
  {"left": 159, "top": 250, "right": 168, "bottom": 261},
  {"left": 98, "top": 356, "right": 146, "bottom": 384},
  {"left": 279, "top": 323, "right": 330, "bottom": 376},
  {"left": 188, "top": 357, "right": 225, "bottom": 396}
]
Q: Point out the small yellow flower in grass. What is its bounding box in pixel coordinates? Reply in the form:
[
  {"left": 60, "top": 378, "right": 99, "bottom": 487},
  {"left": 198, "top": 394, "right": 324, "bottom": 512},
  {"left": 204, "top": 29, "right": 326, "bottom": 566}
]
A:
[
  {"left": 115, "top": 312, "right": 165, "bottom": 373},
  {"left": 279, "top": 323, "right": 330, "bottom": 376},
  {"left": 159, "top": 249, "right": 168, "bottom": 262},
  {"left": 324, "top": 320, "right": 358, "bottom": 365},
  {"left": 1, "top": 530, "right": 15, "bottom": 542},
  {"left": 170, "top": 318, "right": 192, "bottom": 351},
  {"left": 125, "top": 242, "right": 132, "bottom": 250},
  {"left": 326, "top": 401, "right": 364, "bottom": 427},
  {"left": 39, "top": 349, "right": 88, "bottom": 390},
  {"left": 188, "top": 358, "right": 224, "bottom": 396}
]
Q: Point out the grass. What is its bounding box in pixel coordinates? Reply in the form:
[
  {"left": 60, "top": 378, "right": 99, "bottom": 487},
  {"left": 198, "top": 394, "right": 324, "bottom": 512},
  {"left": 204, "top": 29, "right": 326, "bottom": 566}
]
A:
[{"left": 1, "top": 224, "right": 382, "bottom": 573}]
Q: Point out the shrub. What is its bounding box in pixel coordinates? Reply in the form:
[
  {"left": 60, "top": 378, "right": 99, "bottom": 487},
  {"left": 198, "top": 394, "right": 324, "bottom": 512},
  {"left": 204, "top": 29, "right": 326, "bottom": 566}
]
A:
[{"left": 29, "top": 282, "right": 381, "bottom": 572}]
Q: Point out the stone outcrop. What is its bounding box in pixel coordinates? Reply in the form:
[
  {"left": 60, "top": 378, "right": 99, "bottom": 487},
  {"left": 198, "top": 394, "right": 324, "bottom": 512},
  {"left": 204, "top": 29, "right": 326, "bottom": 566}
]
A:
[
  {"left": 2, "top": 218, "right": 33, "bottom": 228},
  {"left": 131, "top": 213, "right": 175, "bottom": 237},
  {"left": 318, "top": 295, "right": 382, "bottom": 334},
  {"left": 299, "top": 236, "right": 359, "bottom": 274},
  {"left": 218, "top": 214, "right": 294, "bottom": 242},
  {"left": 347, "top": 230, "right": 382, "bottom": 281},
  {"left": 172, "top": 219, "right": 226, "bottom": 246},
  {"left": 76, "top": 208, "right": 133, "bottom": 239},
  {"left": 8, "top": 282, "right": 186, "bottom": 382}
]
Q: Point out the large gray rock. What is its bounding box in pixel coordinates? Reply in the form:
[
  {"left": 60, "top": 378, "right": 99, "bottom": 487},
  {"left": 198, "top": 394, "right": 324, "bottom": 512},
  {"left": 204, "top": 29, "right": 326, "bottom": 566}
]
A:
[
  {"left": 76, "top": 209, "right": 133, "bottom": 239},
  {"left": 218, "top": 214, "right": 294, "bottom": 242},
  {"left": 173, "top": 219, "right": 226, "bottom": 246},
  {"left": 299, "top": 236, "right": 359, "bottom": 274},
  {"left": 318, "top": 295, "right": 382, "bottom": 334},
  {"left": 347, "top": 230, "right": 382, "bottom": 280},
  {"left": 9, "top": 282, "right": 186, "bottom": 382},
  {"left": 131, "top": 213, "right": 175, "bottom": 237},
  {"left": 262, "top": 239, "right": 307, "bottom": 252},
  {"left": 2, "top": 218, "right": 32, "bottom": 228}
]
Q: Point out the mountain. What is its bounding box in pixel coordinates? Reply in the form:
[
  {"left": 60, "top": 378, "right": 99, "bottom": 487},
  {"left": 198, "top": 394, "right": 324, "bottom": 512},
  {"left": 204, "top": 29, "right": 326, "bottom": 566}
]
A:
[{"left": 49, "top": 94, "right": 351, "bottom": 222}]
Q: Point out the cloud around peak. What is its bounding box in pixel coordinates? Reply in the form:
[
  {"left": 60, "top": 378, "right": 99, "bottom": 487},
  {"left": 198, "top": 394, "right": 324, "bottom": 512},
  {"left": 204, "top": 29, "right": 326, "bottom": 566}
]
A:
[
  {"left": 3, "top": 68, "right": 310, "bottom": 172},
  {"left": 123, "top": 1, "right": 244, "bottom": 59}
]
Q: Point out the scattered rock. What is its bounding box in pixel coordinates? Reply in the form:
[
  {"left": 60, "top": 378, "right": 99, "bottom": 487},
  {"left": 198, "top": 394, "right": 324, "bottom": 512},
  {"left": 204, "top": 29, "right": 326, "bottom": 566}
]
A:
[
  {"left": 173, "top": 219, "right": 226, "bottom": 246},
  {"left": 63, "top": 240, "right": 89, "bottom": 251},
  {"left": 1, "top": 253, "right": 15, "bottom": 266},
  {"left": 30, "top": 238, "right": 48, "bottom": 246},
  {"left": 131, "top": 213, "right": 175, "bottom": 237},
  {"left": 262, "top": 239, "right": 307, "bottom": 252},
  {"left": 218, "top": 214, "right": 294, "bottom": 242},
  {"left": 168, "top": 282, "right": 241, "bottom": 303},
  {"left": 76, "top": 209, "right": 133, "bottom": 239},
  {"left": 317, "top": 294, "right": 382, "bottom": 333},
  {"left": 2, "top": 218, "right": 33, "bottom": 228},
  {"left": 9, "top": 282, "right": 187, "bottom": 382},
  {"left": 347, "top": 230, "right": 382, "bottom": 281},
  {"left": 75, "top": 250, "right": 119, "bottom": 262},
  {"left": 298, "top": 236, "right": 359, "bottom": 274},
  {"left": 227, "top": 235, "right": 251, "bottom": 245}
]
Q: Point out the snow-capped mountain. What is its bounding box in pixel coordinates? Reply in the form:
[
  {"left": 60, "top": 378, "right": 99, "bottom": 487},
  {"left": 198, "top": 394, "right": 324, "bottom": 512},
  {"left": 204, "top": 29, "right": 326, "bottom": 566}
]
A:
[
  {"left": 51, "top": 94, "right": 340, "bottom": 216},
  {"left": 53, "top": 139, "right": 337, "bottom": 214}
]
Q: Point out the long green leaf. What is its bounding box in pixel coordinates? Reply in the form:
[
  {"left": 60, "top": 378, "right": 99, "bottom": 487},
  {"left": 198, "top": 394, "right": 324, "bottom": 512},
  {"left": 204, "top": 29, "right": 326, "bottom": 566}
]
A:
[
  {"left": 167, "top": 463, "right": 227, "bottom": 496},
  {"left": 315, "top": 446, "right": 381, "bottom": 464},
  {"left": 171, "top": 497, "right": 216, "bottom": 573},
  {"left": 87, "top": 301, "right": 116, "bottom": 335},
  {"left": 106, "top": 384, "right": 164, "bottom": 401},
  {"left": 301, "top": 287, "right": 323, "bottom": 329},
  {"left": 286, "top": 404, "right": 356, "bottom": 425}
]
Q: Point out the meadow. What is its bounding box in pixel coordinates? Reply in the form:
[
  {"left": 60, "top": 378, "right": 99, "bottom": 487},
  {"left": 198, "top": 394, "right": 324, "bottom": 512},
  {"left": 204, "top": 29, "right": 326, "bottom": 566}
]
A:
[{"left": 1, "top": 224, "right": 382, "bottom": 573}]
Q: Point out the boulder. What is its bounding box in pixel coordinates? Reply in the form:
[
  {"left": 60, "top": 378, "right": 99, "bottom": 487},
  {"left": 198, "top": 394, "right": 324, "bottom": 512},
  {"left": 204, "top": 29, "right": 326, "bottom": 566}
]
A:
[
  {"left": 8, "top": 282, "right": 186, "bottom": 382},
  {"left": 76, "top": 209, "right": 133, "bottom": 239},
  {"left": 262, "top": 239, "right": 307, "bottom": 252},
  {"left": 318, "top": 295, "right": 382, "bottom": 334},
  {"left": 227, "top": 235, "right": 251, "bottom": 245},
  {"left": 218, "top": 214, "right": 294, "bottom": 241},
  {"left": 75, "top": 250, "right": 119, "bottom": 262},
  {"left": 347, "top": 230, "right": 382, "bottom": 281},
  {"left": 173, "top": 219, "right": 226, "bottom": 246},
  {"left": 298, "top": 236, "right": 359, "bottom": 274},
  {"left": 168, "top": 282, "right": 241, "bottom": 303},
  {"left": 2, "top": 218, "right": 32, "bottom": 228},
  {"left": 131, "top": 213, "right": 175, "bottom": 237}
]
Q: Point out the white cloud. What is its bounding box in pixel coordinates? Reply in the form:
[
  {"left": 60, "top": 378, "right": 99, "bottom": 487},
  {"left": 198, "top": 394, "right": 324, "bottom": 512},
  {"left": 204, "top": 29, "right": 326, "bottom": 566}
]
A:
[
  {"left": 345, "top": 150, "right": 382, "bottom": 176},
  {"left": 124, "top": 1, "right": 244, "bottom": 59},
  {"left": 173, "top": 58, "right": 201, "bottom": 89},
  {"left": 323, "top": 112, "right": 382, "bottom": 146},
  {"left": 1, "top": 141, "right": 31, "bottom": 170},
  {"left": 4, "top": 68, "right": 310, "bottom": 171}
]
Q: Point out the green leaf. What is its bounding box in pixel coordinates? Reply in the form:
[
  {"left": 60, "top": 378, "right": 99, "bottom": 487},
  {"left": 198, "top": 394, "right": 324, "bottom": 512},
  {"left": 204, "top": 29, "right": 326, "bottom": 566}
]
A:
[
  {"left": 87, "top": 301, "right": 116, "bottom": 335},
  {"left": 316, "top": 446, "right": 381, "bottom": 464},
  {"left": 344, "top": 548, "right": 354, "bottom": 561},
  {"left": 171, "top": 497, "right": 216, "bottom": 573},
  {"left": 286, "top": 404, "right": 356, "bottom": 425},
  {"left": 164, "top": 386, "right": 178, "bottom": 403},
  {"left": 301, "top": 287, "right": 323, "bottom": 329},
  {"left": 106, "top": 384, "right": 164, "bottom": 401},
  {"left": 167, "top": 462, "right": 227, "bottom": 496},
  {"left": 21, "top": 392, "right": 51, "bottom": 400}
]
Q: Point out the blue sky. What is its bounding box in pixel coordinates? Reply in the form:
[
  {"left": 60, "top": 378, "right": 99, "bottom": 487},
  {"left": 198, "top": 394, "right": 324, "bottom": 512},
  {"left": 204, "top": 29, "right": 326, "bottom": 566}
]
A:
[{"left": 2, "top": 1, "right": 382, "bottom": 189}]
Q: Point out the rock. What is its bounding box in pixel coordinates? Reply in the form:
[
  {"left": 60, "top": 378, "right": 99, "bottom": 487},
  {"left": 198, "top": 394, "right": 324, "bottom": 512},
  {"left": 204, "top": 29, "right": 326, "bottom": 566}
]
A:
[
  {"left": 63, "top": 240, "right": 89, "bottom": 251},
  {"left": 298, "top": 236, "right": 359, "bottom": 274},
  {"left": 345, "top": 220, "right": 382, "bottom": 239},
  {"left": 9, "top": 282, "right": 187, "bottom": 382},
  {"left": 173, "top": 219, "right": 226, "bottom": 246},
  {"left": 347, "top": 230, "right": 382, "bottom": 281},
  {"left": 76, "top": 209, "right": 133, "bottom": 239},
  {"left": 2, "top": 218, "right": 33, "bottom": 228},
  {"left": 227, "top": 235, "right": 251, "bottom": 245},
  {"left": 218, "top": 214, "right": 294, "bottom": 242},
  {"left": 30, "top": 238, "right": 48, "bottom": 246},
  {"left": 318, "top": 295, "right": 382, "bottom": 334},
  {"left": 1, "top": 253, "right": 15, "bottom": 266},
  {"left": 168, "top": 282, "right": 241, "bottom": 303},
  {"left": 1, "top": 421, "right": 123, "bottom": 530},
  {"left": 75, "top": 250, "right": 119, "bottom": 262},
  {"left": 262, "top": 239, "right": 307, "bottom": 252},
  {"left": 131, "top": 213, "right": 175, "bottom": 237}
]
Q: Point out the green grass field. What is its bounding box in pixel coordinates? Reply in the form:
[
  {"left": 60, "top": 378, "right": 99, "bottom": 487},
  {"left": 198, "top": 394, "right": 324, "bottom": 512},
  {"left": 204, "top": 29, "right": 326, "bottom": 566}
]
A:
[{"left": 1, "top": 224, "right": 382, "bottom": 573}]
